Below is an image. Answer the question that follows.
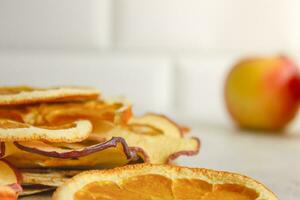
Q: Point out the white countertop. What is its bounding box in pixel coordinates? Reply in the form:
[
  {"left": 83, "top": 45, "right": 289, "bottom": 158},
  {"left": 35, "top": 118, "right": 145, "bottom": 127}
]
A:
[{"left": 176, "top": 122, "right": 300, "bottom": 200}]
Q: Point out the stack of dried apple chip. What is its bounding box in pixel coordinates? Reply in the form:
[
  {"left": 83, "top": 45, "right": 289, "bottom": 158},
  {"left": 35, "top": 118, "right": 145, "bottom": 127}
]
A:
[{"left": 0, "top": 86, "right": 200, "bottom": 198}]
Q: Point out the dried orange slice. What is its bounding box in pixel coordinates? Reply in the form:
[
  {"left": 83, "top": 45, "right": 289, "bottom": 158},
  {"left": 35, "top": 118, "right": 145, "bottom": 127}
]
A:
[
  {"left": 0, "top": 119, "right": 92, "bottom": 143},
  {"left": 53, "top": 164, "right": 278, "bottom": 200},
  {"left": 91, "top": 121, "right": 199, "bottom": 164},
  {"left": 0, "top": 86, "right": 99, "bottom": 106}
]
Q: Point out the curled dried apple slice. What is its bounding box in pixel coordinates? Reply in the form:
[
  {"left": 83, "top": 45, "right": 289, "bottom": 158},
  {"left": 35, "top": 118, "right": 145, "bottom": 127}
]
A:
[
  {"left": 14, "top": 137, "right": 132, "bottom": 159},
  {"left": 92, "top": 121, "right": 200, "bottom": 164},
  {"left": 53, "top": 164, "right": 278, "bottom": 200},
  {"left": 5, "top": 137, "right": 137, "bottom": 168},
  {"left": 0, "top": 86, "right": 100, "bottom": 106},
  {"left": 0, "top": 100, "right": 132, "bottom": 128},
  {"left": 128, "top": 113, "right": 183, "bottom": 138},
  {"left": 0, "top": 159, "right": 22, "bottom": 199},
  {"left": 0, "top": 119, "right": 92, "bottom": 143}
]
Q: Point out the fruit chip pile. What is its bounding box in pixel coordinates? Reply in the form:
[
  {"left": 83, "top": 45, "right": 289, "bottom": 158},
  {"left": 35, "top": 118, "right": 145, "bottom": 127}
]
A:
[{"left": 0, "top": 86, "right": 200, "bottom": 199}]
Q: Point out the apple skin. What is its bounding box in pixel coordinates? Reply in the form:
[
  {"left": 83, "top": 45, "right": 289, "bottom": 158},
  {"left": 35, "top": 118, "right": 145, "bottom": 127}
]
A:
[{"left": 225, "top": 56, "right": 300, "bottom": 131}]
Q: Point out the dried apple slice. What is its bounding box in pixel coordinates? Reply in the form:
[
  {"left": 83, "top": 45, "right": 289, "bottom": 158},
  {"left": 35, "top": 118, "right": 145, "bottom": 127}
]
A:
[
  {"left": 0, "top": 86, "right": 100, "bottom": 106},
  {"left": 19, "top": 169, "right": 81, "bottom": 196},
  {"left": 34, "top": 100, "right": 132, "bottom": 126},
  {"left": 20, "top": 170, "right": 84, "bottom": 196},
  {"left": 128, "top": 113, "right": 184, "bottom": 138},
  {"left": 0, "top": 159, "right": 22, "bottom": 185},
  {"left": 0, "top": 100, "right": 132, "bottom": 128},
  {"left": 21, "top": 169, "right": 81, "bottom": 187},
  {"left": 14, "top": 137, "right": 132, "bottom": 159},
  {"left": 53, "top": 164, "right": 278, "bottom": 200},
  {"left": 0, "top": 159, "right": 22, "bottom": 199},
  {"left": 5, "top": 137, "right": 137, "bottom": 168},
  {"left": 127, "top": 124, "right": 162, "bottom": 136},
  {"left": 92, "top": 121, "right": 200, "bottom": 164},
  {"left": 0, "top": 119, "right": 92, "bottom": 143}
]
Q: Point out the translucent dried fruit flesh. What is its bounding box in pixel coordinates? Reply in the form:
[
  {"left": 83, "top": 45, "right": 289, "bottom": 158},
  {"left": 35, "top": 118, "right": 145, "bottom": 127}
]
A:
[
  {"left": 0, "top": 119, "right": 92, "bottom": 143},
  {"left": 129, "top": 113, "right": 183, "bottom": 138},
  {"left": 37, "top": 101, "right": 132, "bottom": 126},
  {"left": 53, "top": 164, "right": 278, "bottom": 200},
  {"left": 0, "top": 100, "right": 132, "bottom": 126}
]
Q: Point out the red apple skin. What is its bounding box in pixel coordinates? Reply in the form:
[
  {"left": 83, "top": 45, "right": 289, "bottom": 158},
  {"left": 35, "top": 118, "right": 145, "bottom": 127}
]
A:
[{"left": 225, "top": 56, "right": 300, "bottom": 131}]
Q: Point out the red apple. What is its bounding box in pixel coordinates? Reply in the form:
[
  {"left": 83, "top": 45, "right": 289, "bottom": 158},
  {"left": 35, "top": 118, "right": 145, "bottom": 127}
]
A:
[{"left": 225, "top": 56, "right": 300, "bottom": 131}]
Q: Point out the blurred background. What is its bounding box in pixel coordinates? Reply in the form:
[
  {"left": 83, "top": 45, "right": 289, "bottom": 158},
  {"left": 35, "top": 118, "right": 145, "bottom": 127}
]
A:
[
  {"left": 1, "top": 1, "right": 300, "bottom": 199},
  {"left": 1, "top": 0, "right": 300, "bottom": 127}
]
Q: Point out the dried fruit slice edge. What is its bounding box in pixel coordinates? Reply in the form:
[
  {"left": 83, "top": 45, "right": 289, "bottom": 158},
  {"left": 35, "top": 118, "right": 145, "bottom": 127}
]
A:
[
  {"left": 14, "top": 137, "right": 133, "bottom": 160},
  {"left": 128, "top": 113, "right": 183, "bottom": 138},
  {"left": 53, "top": 164, "right": 278, "bottom": 200},
  {"left": 21, "top": 169, "right": 82, "bottom": 187},
  {"left": 0, "top": 86, "right": 100, "bottom": 105},
  {"left": 0, "top": 119, "right": 92, "bottom": 143}
]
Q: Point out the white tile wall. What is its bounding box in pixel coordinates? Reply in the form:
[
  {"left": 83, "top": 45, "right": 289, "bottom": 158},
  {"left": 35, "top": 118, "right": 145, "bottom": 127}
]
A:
[
  {"left": 176, "top": 54, "right": 240, "bottom": 124},
  {"left": 116, "top": 0, "right": 291, "bottom": 53},
  {"left": 287, "top": 0, "right": 300, "bottom": 52},
  {"left": 0, "top": 1, "right": 300, "bottom": 123},
  {"left": 0, "top": 52, "right": 172, "bottom": 113},
  {"left": 0, "top": 0, "right": 112, "bottom": 49}
]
